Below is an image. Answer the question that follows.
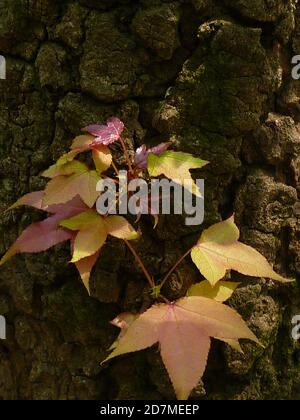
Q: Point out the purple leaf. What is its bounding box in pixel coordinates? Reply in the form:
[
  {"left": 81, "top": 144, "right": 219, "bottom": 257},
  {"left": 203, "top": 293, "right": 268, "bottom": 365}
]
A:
[
  {"left": 0, "top": 196, "right": 88, "bottom": 266},
  {"left": 82, "top": 117, "right": 125, "bottom": 146},
  {"left": 134, "top": 142, "right": 172, "bottom": 169}
]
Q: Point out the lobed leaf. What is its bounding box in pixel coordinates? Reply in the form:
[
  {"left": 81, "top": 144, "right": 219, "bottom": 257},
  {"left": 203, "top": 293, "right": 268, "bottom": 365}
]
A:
[
  {"left": 60, "top": 212, "right": 139, "bottom": 264},
  {"left": 134, "top": 142, "right": 172, "bottom": 169},
  {"left": 43, "top": 167, "right": 101, "bottom": 208},
  {"left": 187, "top": 280, "right": 239, "bottom": 302},
  {"left": 103, "top": 296, "right": 258, "bottom": 400},
  {"left": 92, "top": 146, "right": 112, "bottom": 174},
  {"left": 148, "top": 151, "right": 208, "bottom": 197},
  {"left": 191, "top": 216, "right": 292, "bottom": 286},
  {"left": 42, "top": 160, "right": 87, "bottom": 179},
  {"left": 0, "top": 196, "right": 88, "bottom": 266},
  {"left": 82, "top": 117, "right": 124, "bottom": 146}
]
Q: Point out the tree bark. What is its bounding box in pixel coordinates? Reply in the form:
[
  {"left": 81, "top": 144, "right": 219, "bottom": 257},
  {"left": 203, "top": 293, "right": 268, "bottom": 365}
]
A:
[{"left": 0, "top": 0, "right": 299, "bottom": 400}]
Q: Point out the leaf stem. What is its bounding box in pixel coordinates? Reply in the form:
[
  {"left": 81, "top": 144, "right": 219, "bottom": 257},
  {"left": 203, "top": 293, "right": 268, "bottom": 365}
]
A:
[
  {"left": 160, "top": 247, "right": 193, "bottom": 288},
  {"left": 124, "top": 239, "right": 154, "bottom": 288},
  {"left": 111, "top": 160, "right": 119, "bottom": 175},
  {"left": 119, "top": 137, "right": 133, "bottom": 174}
]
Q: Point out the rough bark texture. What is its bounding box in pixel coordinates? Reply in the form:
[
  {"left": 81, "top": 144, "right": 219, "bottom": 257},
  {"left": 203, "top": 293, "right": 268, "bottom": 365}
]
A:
[{"left": 0, "top": 0, "right": 300, "bottom": 400}]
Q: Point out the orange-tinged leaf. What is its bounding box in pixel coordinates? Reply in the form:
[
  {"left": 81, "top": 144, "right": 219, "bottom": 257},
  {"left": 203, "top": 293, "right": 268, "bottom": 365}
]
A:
[
  {"left": 187, "top": 280, "right": 239, "bottom": 302},
  {"left": 75, "top": 251, "right": 100, "bottom": 293},
  {"left": 104, "top": 216, "right": 140, "bottom": 240},
  {"left": 92, "top": 146, "right": 112, "bottom": 173},
  {"left": 5, "top": 191, "right": 46, "bottom": 212},
  {"left": 148, "top": 151, "right": 208, "bottom": 197},
  {"left": 217, "top": 338, "right": 244, "bottom": 353},
  {"left": 71, "top": 134, "right": 94, "bottom": 151},
  {"left": 43, "top": 169, "right": 101, "bottom": 208},
  {"left": 191, "top": 216, "right": 292, "bottom": 286},
  {"left": 103, "top": 296, "right": 258, "bottom": 400}
]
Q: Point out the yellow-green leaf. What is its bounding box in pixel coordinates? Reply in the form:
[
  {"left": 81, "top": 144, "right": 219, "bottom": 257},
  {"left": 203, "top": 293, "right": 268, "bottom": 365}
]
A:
[
  {"left": 42, "top": 159, "right": 86, "bottom": 179},
  {"left": 92, "top": 146, "right": 112, "bottom": 173},
  {"left": 60, "top": 210, "right": 101, "bottom": 230},
  {"left": 71, "top": 224, "right": 106, "bottom": 263},
  {"left": 187, "top": 280, "right": 239, "bottom": 302},
  {"left": 148, "top": 151, "right": 208, "bottom": 197},
  {"left": 60, "top": 210, "right": 107, "bottom": 263},
  {"left": 191, "top": 216, "right": 292, "bottom": 286}
]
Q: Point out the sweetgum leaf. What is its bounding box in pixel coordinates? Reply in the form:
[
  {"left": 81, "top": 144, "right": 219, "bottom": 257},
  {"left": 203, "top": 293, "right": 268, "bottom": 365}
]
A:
[
  {"left": 5, "top": 191, "right": 46, "bottom": 212},
  {"left": 92, "top": 146, "right": 112, "bottom": 174},
  {"left": 60, "top": 211, "right": 139, "bottom": 263},
  {"left": 134, "top": 142, "right": 172, "bottom": 169},
  {"left": 109, "top": 312, "right": 139, "bottom": 350},
  {"left": 42, "top": 160, "right": 87, "bottom": 179},
  {"left": 148, "top": 151, "right": 208, "bottom": 197},
  {"left": 187, "top": 280, "right": 239, "bottom": 302},
  {"left": 218, "top": 338, "right": 244, "bottom": 354},
  {"left": 191, "top": 216, "right": 292, "bottom": 286},
  {"left": 82, "top": 117, "right": 124, "bottom": 146},
  {"left": 43, "top": 165, "right": 101, "bottom": 208},
  {"left": 75, "top": 252, "right": 100, "bottom": 293},
  {"left": 71, "top": 134, "right": 95, "bottom": 151},
  {"left": 0, "top": 214, "right": 72, "bottom": 266},
  {"left": 0, "top": 197, "right": 88, "bottom": 266},
  {"left": 60, "top": 210, "right": 107, "bottom": 263},
  {"left": 103, "top": 296, "right": 258, "bottom": 400},
  {"left": 103, "top": 216, "right": 140, "bottom": 240}
]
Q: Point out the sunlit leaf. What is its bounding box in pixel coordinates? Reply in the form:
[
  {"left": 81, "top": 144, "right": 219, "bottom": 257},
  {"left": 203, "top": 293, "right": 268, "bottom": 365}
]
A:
[
  {"left": 60, "top": 211, "right": 139, "bottom": 263},
  {"left": 103, "top": 296, "right": 258, "bottom": 400},
  {"left": 5, "top": 191, "right": 46, "bottom": 212},
  {"left": 82, "top": 117, "right": 124, "bottom": 146},
  {"left": 104, "top": 216, "right": 140, "bottom": 240},
  {"left": 148, "top": 151, "right": 208, "bottom": 197},
  {"left": 92, "top": 146, "right": 112, "bottom": 174},
  {"left": 0, "top": 197, "right": 88, "bottom": 266},
  {"left": 109, "top": 312, "right": 139, "bottom": 350},
  {"left": 191, "top": 216, "right": 292, "bottom": 286},
  {"left": 42, "top": 160, "right": 87, "bottom": 179},
  {"left": 187, "top": 280, "right": 239, "bottom": 302},
  {"left": 43, "top": 164, "right": 101, "bottom": 208},
  {"left": 134, "top": 142, "right": 172, "bottom": 169}
]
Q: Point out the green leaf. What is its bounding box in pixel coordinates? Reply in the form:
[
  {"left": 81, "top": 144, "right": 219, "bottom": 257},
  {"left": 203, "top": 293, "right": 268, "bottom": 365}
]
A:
[{"left": 148, "top": 151, "right": 208, "bottom": 197}]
